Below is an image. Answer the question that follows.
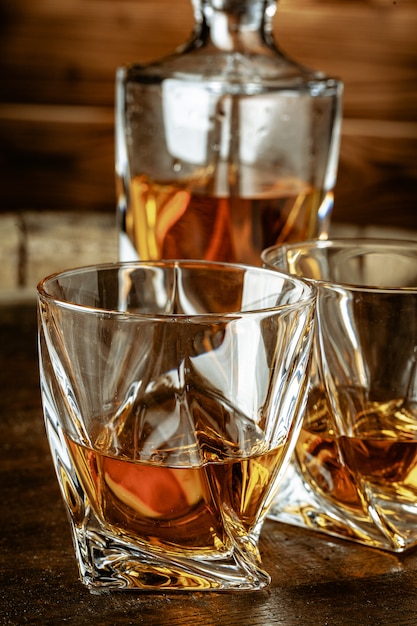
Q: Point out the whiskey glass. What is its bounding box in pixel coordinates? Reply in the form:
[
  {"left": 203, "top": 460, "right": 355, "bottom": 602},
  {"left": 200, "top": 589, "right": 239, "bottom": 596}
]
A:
[
  {"left": 262, "top": 239, "right": 417, "bottom": 552},
  {"left": 37, "top": 260, "right": 315, "bottom": 591}
]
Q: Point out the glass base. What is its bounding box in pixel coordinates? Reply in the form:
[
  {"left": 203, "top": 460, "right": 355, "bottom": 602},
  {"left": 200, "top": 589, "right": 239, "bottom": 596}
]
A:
[
  {"left": 70, "top": 522, "right": 270, "bottom": 592},
  {"left": 269, "top": 462, "right": 417, "bottom": 554},
  {"left": 44, "top": 398, "right": 271, "bottom": 592}
]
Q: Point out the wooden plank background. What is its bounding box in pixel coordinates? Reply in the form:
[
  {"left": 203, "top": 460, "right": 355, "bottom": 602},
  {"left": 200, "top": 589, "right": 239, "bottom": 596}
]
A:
[{"left": 0, "top": 0, "right": 416, "bottom": 228}]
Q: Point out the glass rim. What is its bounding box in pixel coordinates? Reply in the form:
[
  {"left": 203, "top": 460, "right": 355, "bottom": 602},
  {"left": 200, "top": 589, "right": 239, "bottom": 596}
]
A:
[
  {"left": 37, "top": 259, "right": 316, "bottom": 318},
  {"left": 261, "top": 238, "right": 417, "bottom": 293}
]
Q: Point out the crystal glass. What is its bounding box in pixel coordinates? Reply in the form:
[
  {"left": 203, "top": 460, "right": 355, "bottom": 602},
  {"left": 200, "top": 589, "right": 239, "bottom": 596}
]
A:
[
  {"left": 116, "top": 0, "right": 343, "bottom": 265},
  {"left": 38, "top": 260, "right": 315, "bottom": 591},
  {"left": 262, "top": 239, "right": 417, "bottom": 552}
]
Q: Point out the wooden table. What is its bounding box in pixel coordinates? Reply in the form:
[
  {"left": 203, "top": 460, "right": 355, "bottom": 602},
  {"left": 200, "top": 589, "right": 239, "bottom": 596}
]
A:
[{"left": 1, "top": 300, "right": 417, "bottom": 626}]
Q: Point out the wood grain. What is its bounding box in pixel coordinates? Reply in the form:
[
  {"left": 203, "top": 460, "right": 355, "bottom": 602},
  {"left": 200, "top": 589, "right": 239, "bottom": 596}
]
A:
[
  {"left": 0, "top": 0, "right": 416, "bottom": 228},
  {"left": 2, "top": 301, "right": 417, "bottom": 625}
]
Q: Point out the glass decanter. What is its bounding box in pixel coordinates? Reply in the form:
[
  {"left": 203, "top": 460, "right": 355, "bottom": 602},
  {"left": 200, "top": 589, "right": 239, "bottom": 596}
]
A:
[{"left": 116, "top": 0, "right": 343, "bottom": 265}]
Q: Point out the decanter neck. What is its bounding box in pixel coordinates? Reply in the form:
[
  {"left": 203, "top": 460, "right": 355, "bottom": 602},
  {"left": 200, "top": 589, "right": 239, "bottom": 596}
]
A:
[{"left": 191, "top": 0, "right": 278, "bottom": 51}]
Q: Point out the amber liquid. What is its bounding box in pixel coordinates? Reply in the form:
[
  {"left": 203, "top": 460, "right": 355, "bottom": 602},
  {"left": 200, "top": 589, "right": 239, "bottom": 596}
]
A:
[
  {"left": 67, "top": 432, "right": 285, "bottom": 558},
  {"left": 126, "top": 174, "right": 327, "bottom": 265},
  {"left": 296, "top": 389, "right": 417, "bottom": 515}
]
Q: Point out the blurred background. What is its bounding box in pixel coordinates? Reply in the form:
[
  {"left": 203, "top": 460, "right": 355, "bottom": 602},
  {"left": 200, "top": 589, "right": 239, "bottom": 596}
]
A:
[{"left": 0, "top": 0, "right": 416, "bottom": 294}]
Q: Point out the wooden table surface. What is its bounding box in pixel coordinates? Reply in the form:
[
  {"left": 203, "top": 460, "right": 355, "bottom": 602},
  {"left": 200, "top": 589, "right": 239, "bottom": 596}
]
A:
[{"left": 1, "top": 301, "right": 417, "bottom": 626}]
